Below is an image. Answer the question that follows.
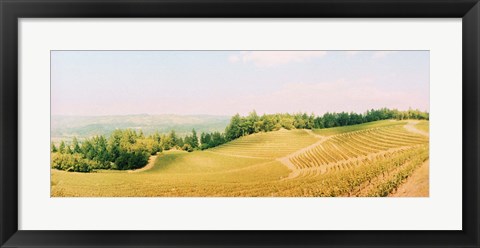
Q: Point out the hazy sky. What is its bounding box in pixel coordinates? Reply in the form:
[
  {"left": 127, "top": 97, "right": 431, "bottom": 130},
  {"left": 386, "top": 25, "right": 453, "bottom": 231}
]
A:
[{"left": 51, "top": 51, "right": 429, "bottom": 116}]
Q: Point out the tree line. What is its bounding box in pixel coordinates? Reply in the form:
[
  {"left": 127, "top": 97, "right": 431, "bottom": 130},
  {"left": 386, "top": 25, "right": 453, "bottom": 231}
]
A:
[
  {"left": 51, "top": 128, "right": 201, "bottom": 172},
  {"left": 51, "top": 107, "right": 428, "bottom": 172},
  {"left": 223, "top": 108, "right": 428, "bottom": 141}
]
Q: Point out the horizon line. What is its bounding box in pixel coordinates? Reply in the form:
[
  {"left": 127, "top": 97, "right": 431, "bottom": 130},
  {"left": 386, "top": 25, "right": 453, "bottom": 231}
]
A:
[{"left": 51, "top": 107, "right": 430, "bottom": 118}]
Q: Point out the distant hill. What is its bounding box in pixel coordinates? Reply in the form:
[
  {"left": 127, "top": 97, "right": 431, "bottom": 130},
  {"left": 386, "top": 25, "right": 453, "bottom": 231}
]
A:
[{"left": 51, "top": 114, "right": 230, "bottom": 142}]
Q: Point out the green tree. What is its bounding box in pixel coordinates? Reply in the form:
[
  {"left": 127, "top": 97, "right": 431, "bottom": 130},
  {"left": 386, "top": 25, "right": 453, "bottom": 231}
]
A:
[
  {"left": 313, "top": 116, "right": 324, "bottom": 129},
  {"left": 108, "top": 130, "right": 122, "bottom": 162},
  {"left": 176, "top": 137, "right": 185, "bottom": 148},
  {"left": 182, "top": 143, "right": 193, "bottom": 152},
  {"left": 200, "top": 132, "right": 212, "bottom": 150},
  {"left": 322, "top": 112, "right": 336, "bottom": 128},
  {"left": 190, "top": 129, "right": 199, "bottom": 149},
  {"left": 65, "top": 145, "right": 73, "bottom": 154},
  {"left": 94, "top": 136, "right": 109, "bottom": 167},
  {"left": 225, "top": 114, "right": 243, "bottom": 141},
  {"left": 150, "top": 131, "right": 163, "bottom": 153},
  {"left": 293, "top": 113, "right": 306, "bottom": 129},
  {"left": 337, "top": 112, "right": 350, "bottom": 126},
  {"left": 72, "top": 137, "right": 81, "bottom": 153},
  {"left": 210, "top": 132, "right": 225, "bottom": 147},
  {"left": 161, "top": 134, "right": 173, "bottom": 150},
  {"left": 58, "top": 141, "right": 66, "bottom": 154},
  {"left": 82, "top": 139, "right": 96, "bottom": 160},
  {"left": 306, "top": 113, "right": 315, "bottom": 129},
  {"left": 51, "top": 142, "right": 58, "bottom": 153},
  {"left": 260, "top": 114, "right": 275, "bottom": 132},
  {"left": 280, "top": 114, "right": 295, "bottom": 130},
  {"left": 168, "top": 130, "right": 179, "bottom": 148}
]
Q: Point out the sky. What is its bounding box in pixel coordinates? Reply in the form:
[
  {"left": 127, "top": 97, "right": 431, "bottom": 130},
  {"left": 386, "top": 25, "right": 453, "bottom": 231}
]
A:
[{"left": 51, "top": 51, "right": 429, "bottom": 116}]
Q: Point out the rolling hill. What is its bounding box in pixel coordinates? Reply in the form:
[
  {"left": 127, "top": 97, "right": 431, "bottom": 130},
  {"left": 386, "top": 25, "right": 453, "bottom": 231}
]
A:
[{"left": 51, "top": 120, "right": 429, "bottom": 197}]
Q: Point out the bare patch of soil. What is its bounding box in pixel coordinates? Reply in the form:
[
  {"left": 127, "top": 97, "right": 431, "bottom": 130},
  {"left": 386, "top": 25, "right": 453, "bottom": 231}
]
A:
[
  {"left": 404, "top": 121, "right": 429, "bottom": 137},
  {"left": 389, "top": 160, "right": 429, "bottom": 197}
]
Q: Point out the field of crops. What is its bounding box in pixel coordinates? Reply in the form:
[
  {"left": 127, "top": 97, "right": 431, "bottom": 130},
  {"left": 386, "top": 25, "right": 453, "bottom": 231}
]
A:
[
  {"left": 51, "top": 120, "right": 429, "bottom": 197},
  {"left": 209, "top": 129, "right": 318, "bottom": 158},
  {"left": 289, "top": 123, "right": 428, "bottom": 177}
]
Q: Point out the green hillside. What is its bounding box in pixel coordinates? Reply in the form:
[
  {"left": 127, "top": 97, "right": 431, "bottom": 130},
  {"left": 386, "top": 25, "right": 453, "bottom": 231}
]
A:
[
  {"left": 209, "top": 129, "right": 318, "bottom": 158},
  {"left": 51, "top": 120, "right": 429, "bottom": 197}
]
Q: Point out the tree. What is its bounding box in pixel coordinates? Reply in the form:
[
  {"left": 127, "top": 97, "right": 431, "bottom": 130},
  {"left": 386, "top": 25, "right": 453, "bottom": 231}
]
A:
[
  {"left": 246, "top": 110, "right": 260, "bottom": 134},
  {"left": 150, "top": 131, "right": 163, "bottom": 153},
  {"left": 94, "top": 136, "right": 109, "bottom": 167},
  {"left": 138, "top": 138, "right": 159, "bottom": 155},
  {"left": 349, "top": 112, "right": 364, "bottom": 125},
  {"left": 51, "top": 142, "right": 58, "bottom": 153},
  {"left": 293, "top": 113, "right": 306, "bottom": 129},
  {"left": 190, "top": 129, "right": 199, "bottom": 149},
  {"left": 280, "top": 114, "right": 295, "bottom": 130},
  {"left": 260, "top": 114, "right": 275, "bottom": 132},
  {"left": 254, "top": 120, "right": 264, "bottom": 133},
  {"left": 168, "top": 130, "right": 179, "bottom": 148},
  {"left": 313, "top": 116, "right": 324, "bottom": 129},
  {"left": 337, "top": 112, "right": 350, "bottom": 126},
  {"left": 108, "top": 130, "right": 122, "bottom": 162},
  {"left": 306, "top": 113, "right": 315, "bottom": 129},
  {"left": 182, "top": 143, "right": 193, "bottom": 152},
  {"left": 58, "top": 141, "right": 66, "bottom": 154},
  {"left": 65, "top": 145, "right": 73, "bottom": 154},
  {"left": 225, "top": 114, "right": 243, "bottom": 141},
  {"left": 210, "top": 132, "right": 225, "bottom": 147},
  {"left": 322, "top": 112, "right": 336, "bottom": 128},
  {"left": 81, "top": 139, "right": 95, "bottom": 160},
  {"left": 177, "top": 137, "right": 185, "bottom": 148},
  {"left": 72, "top": 137, "right": 81, "bottom": 153},
  {"left": 200, "top": 132, "right": 212, "bottom": 150}
]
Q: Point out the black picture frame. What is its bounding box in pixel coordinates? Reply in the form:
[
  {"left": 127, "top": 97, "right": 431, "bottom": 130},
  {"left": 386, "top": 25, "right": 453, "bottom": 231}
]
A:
[{"left": 1, "top": 0, "right": 479, "bottom": 247}]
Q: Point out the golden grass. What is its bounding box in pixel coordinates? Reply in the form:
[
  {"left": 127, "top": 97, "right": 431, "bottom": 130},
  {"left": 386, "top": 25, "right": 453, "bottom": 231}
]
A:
[
  {"left": 210, "top": 129, "right": 319, "bottom": 158},
  {"left": 51, "top": 120, "right": 429, "bottom": 197}
]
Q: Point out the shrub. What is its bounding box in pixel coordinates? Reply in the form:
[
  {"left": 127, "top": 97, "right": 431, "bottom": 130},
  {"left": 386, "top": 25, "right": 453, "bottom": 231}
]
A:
[
  {"left": 51, "top": 153, "right": 97, "bottom": 172},
  {"left": 182, "top": 143, "right": 193, "bottom": 152}
]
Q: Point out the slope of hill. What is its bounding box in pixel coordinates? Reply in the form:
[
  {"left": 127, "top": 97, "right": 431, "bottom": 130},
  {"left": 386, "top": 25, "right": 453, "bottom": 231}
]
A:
[
  {"left": 288, "top": 123, "right": 429, "bottom": 178},
  {"left": 51, "top": 120, "right": 429, "bottom": 197},
  {"left": 209, "top": 129, "right": 319, "bottom": 158}
]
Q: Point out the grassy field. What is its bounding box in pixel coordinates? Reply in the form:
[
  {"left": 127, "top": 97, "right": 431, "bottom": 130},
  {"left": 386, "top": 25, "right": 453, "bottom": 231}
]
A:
[
  {"left": 51, "top": 120, "right": 429, "bottom": 197},
  {"left": 312, "top": 120, "right": 408, "bottom": 136},
  {"left": 209, "top": 129, "right": 318, "bottom": 158}
]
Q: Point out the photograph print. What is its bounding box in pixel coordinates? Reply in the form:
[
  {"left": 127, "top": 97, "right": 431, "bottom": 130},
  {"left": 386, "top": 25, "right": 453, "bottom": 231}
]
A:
[{"left": 50, "top": 50, "right": 429, "bottom": 197}]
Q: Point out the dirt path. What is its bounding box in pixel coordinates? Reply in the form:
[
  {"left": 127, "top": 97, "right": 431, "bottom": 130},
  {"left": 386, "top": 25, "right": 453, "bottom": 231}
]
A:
[
  {"left": 278, "top": 122, "right": 427, "bottom": 180},
  {"left": 277, "top": 132, "right": 327, "bottom": 179},
  {"left": 304, "top": 129, "right": 325, "bottom": 139},
  {"left": 404, "top": 121, "right": 429, "bottom": 137},
  {"left": 128, "top": 155, "right": 157, "bottom": 173},
  {"left": 389, "top": 160, "right": 429, "bottom": 197}
]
